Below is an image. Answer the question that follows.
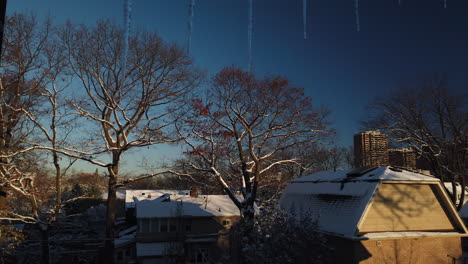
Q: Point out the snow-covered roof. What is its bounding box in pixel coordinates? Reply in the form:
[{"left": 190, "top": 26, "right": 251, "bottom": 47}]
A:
[
  {"left": 118, "top": 225, "right": 137, "bottom": 236},
  {"left": 280, "top": 166, "right": 465, "bottom": 239},
  {"left": 125, "top": 189, "right": 190, "bottom": 209},
  {"left": 136, "top": 195, "right": 240, "bottom": 218},
  {"left": 281, "top": 180, "right": 378, "bottom": 238},
  {"left": 115, "top": 234, "right": 135, "bottom": 247},
  {"left": 292, "top": 166, "right": 439, "bottom": 183},
  {"left": 136, "top": 242, "right": 172, "bottom": 257}
]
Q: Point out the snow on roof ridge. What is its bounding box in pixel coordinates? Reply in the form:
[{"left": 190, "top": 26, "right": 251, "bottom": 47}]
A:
[{"left": 291, "top": 166, "right": 439, "bottom": 183}]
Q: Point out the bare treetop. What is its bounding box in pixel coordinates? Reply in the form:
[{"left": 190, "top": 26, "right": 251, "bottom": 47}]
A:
[{"left": 178, "top": 66, "right": 333, "bottom": 218}]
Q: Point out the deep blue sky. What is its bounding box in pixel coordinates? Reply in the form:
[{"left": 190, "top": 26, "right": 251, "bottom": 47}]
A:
[{"left": 7, "top": 0, "right": 468, "bottom": 173}]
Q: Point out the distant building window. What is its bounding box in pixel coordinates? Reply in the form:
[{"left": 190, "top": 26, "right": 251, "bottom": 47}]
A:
[
  {"left": 142, "top": 218, "right": 150, "bottom": 232},
  {"left": 185, "top": 219, "right": 192, "bottom": 232},
  {"left": 160, "top": 218, "right": 168, "bottom": 232},
  {"left": 169, "top": 220, "right": 177, "bottom": 232},
  {"left": 222, "top": 220, "right": 231, "bottom": 226},
  {"left": 125, "top": 249, "right": 130, "bottom": 257},
  {"left": 151, "top": 218, "right": 159, "bottom": 232},
  {"left": 117, "top": 251, "right": 123, "bottom": 260}
]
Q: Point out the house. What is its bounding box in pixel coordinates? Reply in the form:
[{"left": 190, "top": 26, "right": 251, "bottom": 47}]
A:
[
  {"left": 280, "top": 166, "right": 468, "bottom": 264},
  {"left": 134, "top": 192, "right": 240, "bottom": 264}
]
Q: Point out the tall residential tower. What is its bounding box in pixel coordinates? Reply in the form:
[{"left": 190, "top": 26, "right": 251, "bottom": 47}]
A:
[{"left": 354, "top": 131, "right": 389, "bottom": 167}]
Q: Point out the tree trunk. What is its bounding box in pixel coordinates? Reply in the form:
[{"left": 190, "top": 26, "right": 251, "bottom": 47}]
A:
[
  {"left": 104, "top": 174, "right": 116, "bottom": 264},
  {"left": 104, "top": 153, "right": 119, "bottom": 264},
  {"left": 53, "top": 151, "right": 61, "bottom": 220},
  {"left": 39, "top": 224, "right": 49, "bottom": 264}
]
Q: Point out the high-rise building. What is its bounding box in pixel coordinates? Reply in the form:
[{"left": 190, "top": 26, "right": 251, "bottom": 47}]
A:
[
  {"left": 354, "top": 131, "right": 389, "bottom": 167},
  {"left": 389, "top": 148, "right": 417, "bottom": 169}
]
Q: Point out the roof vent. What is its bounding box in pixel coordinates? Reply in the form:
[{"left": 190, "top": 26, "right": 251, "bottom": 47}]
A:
[{"left": 347, "top": 165, "right": 378, "bottom": 178}]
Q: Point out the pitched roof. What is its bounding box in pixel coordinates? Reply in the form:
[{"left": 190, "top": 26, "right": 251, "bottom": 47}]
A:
[
  {"left": 136, "top": 195, "right": 240, "bottom": 218},
  {"left": 280, "top": 166, "right": 466, "bottom": 239}
]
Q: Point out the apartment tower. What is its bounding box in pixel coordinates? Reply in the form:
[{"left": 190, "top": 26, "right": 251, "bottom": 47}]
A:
[
  {"left": 354, "top": 131, "right": 389, "bottom": 167},
  {"left": 389, "top": 148, "right": 417, "bottom": 169}
]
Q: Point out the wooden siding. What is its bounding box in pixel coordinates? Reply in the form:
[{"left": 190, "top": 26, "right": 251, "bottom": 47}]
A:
[
  {"left": 359, "top": 236, "right": 462, "bottom": 264},
  {"left": 326, "top": 235, "right": 462, "bottom": 264},
  {"left": 358, "top": 183, "right": 455, "bottom": 233}
]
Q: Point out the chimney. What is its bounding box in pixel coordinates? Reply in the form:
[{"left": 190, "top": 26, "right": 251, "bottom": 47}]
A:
[{"left": 190, "top": 186, "right": 199, "bottom": 198}]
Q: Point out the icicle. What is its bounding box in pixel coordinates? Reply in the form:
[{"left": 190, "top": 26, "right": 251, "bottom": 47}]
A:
[
  {"left": 187, "top": 0, "right": 196, "bottom": 54},
  {"left": 354, "top": 0, "right": 360, "bottom": 32},
  {"left": 303, "top": 0, "right": 307, "bottom": 39},
  {"left": 398, "top": 0, "right": 401, "bottom": 6},
  {"left": 123, "top": 0, "right": 132, "bottom": 75},
  {"left": 248, "top": 0, "right": 253, "bottom": 72},
  {"left": 444, "top": 0, "right": 447, "bottom": 8}
]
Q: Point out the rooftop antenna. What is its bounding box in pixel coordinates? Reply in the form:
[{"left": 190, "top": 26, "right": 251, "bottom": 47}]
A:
[
  {"left": 247, "top": 0, "right": 254, "bottom": 72},
  {"left": 187, "top": 0, "right": 196, "bottom": 54}
]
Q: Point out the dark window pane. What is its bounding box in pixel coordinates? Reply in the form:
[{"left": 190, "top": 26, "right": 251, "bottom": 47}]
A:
[
  {"left": 151, "top": 218, "right": 159, "bottom": 232},
  {"left": 160, "top": 218, "right": 168, "bottom": 232}
]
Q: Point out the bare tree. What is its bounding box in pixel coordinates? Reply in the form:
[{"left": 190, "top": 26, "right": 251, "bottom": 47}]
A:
[
  {"left": 177, "top": 66, "right": 333, "bottom": 220},
  {"left": 364, "top": 73, "right": 467, "bottom": 209},
  {"left": 58, "top": 20, "right": 201, "bottom": 262},
  {"left": 0, "top": 13, "right": 56, "bottom": 264}
]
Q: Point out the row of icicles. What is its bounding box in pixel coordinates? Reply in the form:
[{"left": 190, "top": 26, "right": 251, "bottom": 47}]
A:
[{"left": 121, "top": 0, "right": 448, "bottom": 73}]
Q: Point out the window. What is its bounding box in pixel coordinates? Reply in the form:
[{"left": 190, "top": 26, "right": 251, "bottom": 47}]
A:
[
  {"left": 117, "top": 251, "right": 123, "bottom": 260},
  {"left": 169, "top": 219, "right": 177, "bottom": 232},
  {"left": 139, "top": 218, "right": 150, "bottom": 232},
  {"left": 150, "top": 218, "right": 159, "bottom": 232},
  {"left": 185, "top": 219, "right": 192, "bottom": 232},
  {"left": 160, "top": 218, "right": 168, "bottom": 232},
  {"left": 222, "top": 219, "right": 231, "bottom": 226}
]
